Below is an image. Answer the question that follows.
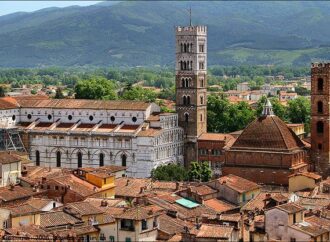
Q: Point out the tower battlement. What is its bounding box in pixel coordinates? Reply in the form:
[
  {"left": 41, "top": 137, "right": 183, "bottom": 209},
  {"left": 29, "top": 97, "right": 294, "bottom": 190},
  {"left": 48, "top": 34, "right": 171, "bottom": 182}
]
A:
[
  {"left": 311, "top": 62, "right": 330, "bottom": 69},
  {"left": 176, "top": 26, "right": 207, "bottom": 35}
]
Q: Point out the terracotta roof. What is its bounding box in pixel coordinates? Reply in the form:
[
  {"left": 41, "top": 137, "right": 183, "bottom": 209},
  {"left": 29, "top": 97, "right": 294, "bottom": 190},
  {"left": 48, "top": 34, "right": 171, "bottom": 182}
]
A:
[
  {"left": 305, "top": 216, "right": 330, "bottom": 230},
  {"left": 4, "top": 225, "right": 52, "bottom": 240},
  {"left": 289, "top": 222, "right": 329, "bottom": 237},
  {"left": 64, "top": 201, "right": 104, "bottom": 217},
  {"left": 218, "top": 174, "right": 261, "bottom": 193},
  {"left": 40, "top": 211, "right": 82, "bottom": 228},
  {"left": 0, "top": 97, "right": 19, "bottom": 109},
  {"left": 50, "top": 225, "right": 99, "bottom": 237},
  {"left": 13, "top": 97, "right": 151, "bottom": 111},
  {"left": 78, "top": 165, "right": 127, "bottom": 174},
  {"left": 158, "top": 214, "right": 188, "bottom": 235},
  {"left": 26, "top": 198, "right": 56, "bottom": 210},
  {"left": 83, "top": 198, "right": 126, "bottom": 209},
  {"left": 114, "top": 205, "right": 164, "bottom": 220},
  {"left": 231, "top": 115, "right": 305, "bottom": 151},
  {"left": 203, "top": 198, "right": 237, "bottom": 213},
  {"left": 198, "top": 133, "right": 233, "bottom": 142},
  {"left": 115, "top": 177, "right": 151, "bottom": 198},
  {"left": 289, "top": 172, "right": 322, "bottom": 180},
  {"left": 188, "top": 185, "right": 217, "bottom": 196},
  {"left": 137, "top": 128, "right": 162, "bottom": 137},
  {"left": 0, "top": 185, "right": 45, "bottom": 202},
  {"left": 167, "top": 234, "right": 183, "bottom": 242},
  {"left": 219, "top": 213, "right": 241, "bottom": 222},
  {"left": 193, "top": 224, "right": 233, "bottom": 239},
  {"left": 0, "top": 151, "right": 21, "bottom": 164},
  {"left": 151, "top": 181, "right": 179, "bottom": 191},
  {"left": 276, "top": 203, "right": 305, "bottom": 214},
  {"left": 6, "top": 204, "right": 41, "bottom": 216}
]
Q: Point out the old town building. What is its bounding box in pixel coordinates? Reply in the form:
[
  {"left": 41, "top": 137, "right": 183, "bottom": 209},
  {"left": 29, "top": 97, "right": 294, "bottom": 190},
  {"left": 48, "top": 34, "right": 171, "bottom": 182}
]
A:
[
  {"left": 0, "top": 97, "right": 184, "bottom": 178},
  {"left": 223, "top": 100, "right": 309, "bottom": 185}
]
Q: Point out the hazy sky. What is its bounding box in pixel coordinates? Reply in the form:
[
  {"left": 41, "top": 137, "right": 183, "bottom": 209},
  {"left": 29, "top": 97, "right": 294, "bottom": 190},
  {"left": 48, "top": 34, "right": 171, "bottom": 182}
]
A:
[{"left": 0, "top": 1, "right": 101, "bottom": 16}]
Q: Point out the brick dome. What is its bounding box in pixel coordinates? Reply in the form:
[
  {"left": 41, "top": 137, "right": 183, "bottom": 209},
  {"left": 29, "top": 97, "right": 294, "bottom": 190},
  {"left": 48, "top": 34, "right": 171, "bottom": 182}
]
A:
[{"left": 231, "top": 115, "right": 305, "bottom": 151}]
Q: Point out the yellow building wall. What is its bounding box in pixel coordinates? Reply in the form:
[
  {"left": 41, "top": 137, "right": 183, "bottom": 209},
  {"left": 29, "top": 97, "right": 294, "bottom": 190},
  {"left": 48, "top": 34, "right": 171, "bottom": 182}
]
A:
[
  {"left": 289, "top": 176, "right": 316, "bottom": 192},
  {"left": 288, "top": 212, "right": 303, "bottom": 225},
  {"left": 86, "top": 173, "right": 115, "bottom": 189},
  {"left": 12, "top": 214, "right": 40, "bottom": 227}
]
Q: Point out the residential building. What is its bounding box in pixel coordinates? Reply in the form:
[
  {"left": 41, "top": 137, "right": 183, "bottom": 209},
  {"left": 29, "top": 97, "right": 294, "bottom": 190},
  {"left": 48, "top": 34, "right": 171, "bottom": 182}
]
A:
[
  {"left": 288, "top": 172, "right": 322, "bottom": 192},
  {"left": 0, "top": 152, "right": 21, "bottom": 187}
]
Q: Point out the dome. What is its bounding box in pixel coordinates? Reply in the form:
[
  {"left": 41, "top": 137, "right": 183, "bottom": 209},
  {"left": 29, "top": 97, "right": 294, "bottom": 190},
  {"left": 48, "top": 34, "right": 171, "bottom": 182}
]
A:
[{"left": 231, "top": 115, "right": 305, "bottom": 151}]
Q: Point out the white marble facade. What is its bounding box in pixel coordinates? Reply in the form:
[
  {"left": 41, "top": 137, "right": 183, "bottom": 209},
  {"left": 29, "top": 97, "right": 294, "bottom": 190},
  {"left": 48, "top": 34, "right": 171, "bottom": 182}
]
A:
[{"left": 0, "top": 98, "right": 184, "bottom": 178}]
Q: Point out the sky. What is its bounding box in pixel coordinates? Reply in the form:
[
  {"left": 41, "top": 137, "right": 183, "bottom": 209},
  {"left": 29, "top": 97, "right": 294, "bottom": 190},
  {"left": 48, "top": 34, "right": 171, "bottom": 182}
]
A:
[{"left": 0, "top": 1, "right": 101, "bottom": 16}]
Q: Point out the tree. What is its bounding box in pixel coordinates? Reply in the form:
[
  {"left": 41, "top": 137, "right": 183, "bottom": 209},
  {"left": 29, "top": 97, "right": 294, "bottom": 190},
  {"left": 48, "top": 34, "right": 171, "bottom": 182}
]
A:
[
  {"left": 188, "top": 161, "right": 212, "bottom": 182},
  {"left": 287, "top": 97, "right": 311, "bottom": 133},
  {"left": 55, "top": 88, "right": 64, "bottom": 99},
  {"left": 121, "top": 86, "right": 156, "bottom": 102},
  {"left": 0, "top": 86, "right": 5, "bottom": 97},
  {"left": 74, "top": 77, "right": 117, "bottom": 100},
  {"left": 151, "top": 164, "right": 188, "bottom": 181}
]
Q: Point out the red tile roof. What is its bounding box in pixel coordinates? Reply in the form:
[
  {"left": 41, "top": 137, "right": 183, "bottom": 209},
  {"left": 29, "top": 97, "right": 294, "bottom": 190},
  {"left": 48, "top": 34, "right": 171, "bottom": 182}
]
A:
[
  {"left": 218, "top": 174, "right": 261, "bottom": 193},
  {"left": 276, "top": 203, "right": 305, "bottom": 214},
  {"left": 203, "top": 198, "right": 237, "bottom": 213},
  {"left": 0, "top": 151, "right": 21, "bottom": 164},
  {"left": 193, "top": 224, "right": 233, "bottom": 239}
]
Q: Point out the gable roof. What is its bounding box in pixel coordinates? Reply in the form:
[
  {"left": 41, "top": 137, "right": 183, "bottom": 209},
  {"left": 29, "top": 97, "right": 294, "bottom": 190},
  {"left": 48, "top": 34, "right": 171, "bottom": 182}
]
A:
[{"left": 218, "top": 174, "right": 261, "bottom": 193}]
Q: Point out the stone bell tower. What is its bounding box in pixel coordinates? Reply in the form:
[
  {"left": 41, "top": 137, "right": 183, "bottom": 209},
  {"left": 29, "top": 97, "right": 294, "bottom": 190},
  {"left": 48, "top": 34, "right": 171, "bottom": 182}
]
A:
[
  {"left": 311, "top": 62, "right": 330, "bottom": 177},
  {"left": 175, "top": 25, "right": 207, "bottom": 166}
]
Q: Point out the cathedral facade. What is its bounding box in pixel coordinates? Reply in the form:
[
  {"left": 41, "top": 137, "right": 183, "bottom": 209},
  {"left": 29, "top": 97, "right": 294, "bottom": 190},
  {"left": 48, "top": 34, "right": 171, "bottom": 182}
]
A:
[{"left": 0, "top": 97, "right": 184, "bottom": 178}]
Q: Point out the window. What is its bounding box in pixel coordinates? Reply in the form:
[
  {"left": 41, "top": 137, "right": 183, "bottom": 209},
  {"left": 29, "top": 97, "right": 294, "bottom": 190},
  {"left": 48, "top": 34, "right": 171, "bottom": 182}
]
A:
[
  {"left": 318, "top": 78, "right": 324, "bottom": 91},
  {"left": 290, "top": 238, "right": 296, "bottom": 242},
  {"left": 27, "top": 114, "right": 32, "bottom": 119},
  {"left": 68, "top": 115, "right": 73, "bottom": 120},
  {"left": 199, "top": 62, "right": 204, "bottom": 70},
  {"left": 89, "top": 115, "right": 94, "bottom": 121},
  {"left": 56, "top": 151, "right": 61, "bottom": 167},
  {"left": 110, "top": 116, "right": 115, "bottom": 122},
  {"left": 199, "top": 44, "right": 204, "bottom": 53},
  {"left": 121, "top": 154, "right": 127, "bottom": 167},
  {"left": 125, "top": 238, "right": 132, "bottom": 242},
  {"left": 141, "top": 219, "right": 148, "bottom": 230},
  {"left": 318, "top": 143, "right": 322, "bottom": 150},
  {"left": 12, "top": 115, "right": 16, "bottom": 121},
  {"left": 317, "top": 101, "right": 323, "bottom": 113},
  {"left": 200, "top": 96, "right": 204, "bottom": 105},
  {"left": 242, "top": 193, "right": 246, "bottom": 202},
  {"left": 183, "top": 96, "right": 187, "bottom": 105},
  {"left": 132, "top": 117, "right": 137, "bottom": 123},
  {"left": 185, "top": 113, "right": 189, "bottom": 123},
  {"left": 77, "top": 152, "right": 82, "bottom": 168},
  {"left": 48, "top": 114, "right": 52, "bottom": 120},
  {"left": 99, "top": 153, "right": 104, "bottom": 167},
  {"left": 35, "top": 150, "right": 40, "bottom": 166},
  {"left": 109, "top": 236, "right": 115, "bottom": 242},
  {"left": 200, "top": 114, "right": 203, "bottom": 121},
  {"left": 293, "top": 213, "right": 296, "bottom": 223},
  {"left": 187, "top": 96, "right": 190, "bottom": 105},
  {"left": 200, "top": 79, "right": 204, "bottom": 87},
  {"left": 121, "top": 219, "right": 134, "bottom": 231},
  {"left": 317, "top": 121, "right": 324, "bottom": 134}
]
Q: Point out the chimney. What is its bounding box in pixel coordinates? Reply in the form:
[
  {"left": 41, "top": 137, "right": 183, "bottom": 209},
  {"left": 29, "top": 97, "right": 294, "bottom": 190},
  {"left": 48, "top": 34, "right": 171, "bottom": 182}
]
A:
[
  {"left": 41, "top": 177, "right": 47, "bottom": 184},
  {"left": 175, "top": 182, "right": 180, "bottom": 190},
  {"left": 101, "top": 200, "right": 108, "bottom": 207},
  {"left": 9, "top": 184, "right": 15, "bottom": 191},
  {"left": 126, "top": 179, "right": 130, "bottom": 186}
]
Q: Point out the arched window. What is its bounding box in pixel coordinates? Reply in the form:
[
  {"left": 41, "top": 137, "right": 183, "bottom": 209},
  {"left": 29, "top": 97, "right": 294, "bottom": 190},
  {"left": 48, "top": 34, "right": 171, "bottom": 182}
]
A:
[
  {"left": 183, "top": 62, "right": 187, "bottom": 70},
  {"left": 318, "top": 78, "right": 324, "bottom": 91},
  {"left": 77, "top": 152, "right": 82, "bottom": 168},
  {"left": 183, "top": 96, "right": 187, "bottom": 105},
  {"left": 35, "top": 150, "right": 40, "bottom": 166},
  {"left": 121, "top": 154, "right": 127, "bottom": 167},
  {"left": 56, "top": 151, "right": 61, "bottom": 167},
  {"left": 181, "top": 79, "right": 185, "bottom": 87},
  {"left": 180, "top": 61, "right": 183, "bottom": 70},
  {"left": 180, "top": 43, "right": 183, "bottom": 52},
  {"left": 185, "top": 79, "right": 189, "bottom": 87},
  {"left": 184, "top": 44, "right": 187, "bottom": 53},
  {"left": 200, "top": 79, "right": 204, "bottom": 87},
  {"left": 200, "top": 114, "right": 203, "bottom": 121},
  {"left": 99, "top": 153, "right": 104, "bottom": 167},
  {"left": 190, "top": 61, "right": 193, "bottom": 70},
  {"left": 187, "top": 96, "right": 191, "bottom": 105},
  {"left": 317, "top": 101, "right": 323, "bottom": 113},
  {"left": 200, "top": 96, "right": 204, "bottom": 105},
  {"left": 185, "top": 113, "right": 189, "bottom": 123},
  {"left": 317, "top": 121, "right": 324, "bottom": 134}
]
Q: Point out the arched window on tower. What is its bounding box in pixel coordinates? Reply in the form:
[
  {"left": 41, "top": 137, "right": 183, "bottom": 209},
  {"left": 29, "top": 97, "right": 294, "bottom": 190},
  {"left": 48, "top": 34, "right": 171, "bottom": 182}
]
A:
[
  {"left": 56, "top": 151, "right": 61, "bottom": 167},
  {"left": 183, "top": 62, "right": 187, "bottom": 70},
  {"left": 184, "top": 44, "right": 187, "bottom": 53},
  {"left": 317, "top": 121, "right": 324, "bottom": 134},
  {"left": 187, "top": 96, "right": 191, "bottom": 105},
  {"left": 121, "top": 154, "right": 127, "bottom": 167},
  {"left": 183, "top": 96, "right": 187, "bottom": 105},
  {"left": 185, "top": 113, "right": 189, "bottom": 123},
  {"left": 317, "top": 101, "right": 323, "bottom": 113},
  {"left": 180, "top": 43, "right": 183, "bottom": 52},
  {"left": 77, "top": 152, "right": 82, "bottom": 168},
  {"left": 200, "top": 78, "right": 204, "bottom": 87},
  {"left": 99, "top": 153, "right": 104, "bottom": 167},
  {"left": 318, "top": 78, "right": 324, "bottom": 91},
  {"left": 185, "top": 78, "right": 189, "bottom": 87},
  {"left": 35, "top": 150, "right": 40, "bottom": 166},
  {"left": 200, "top": 96, "right": 204, "bottom": 105},
  {"left": 181, "top": 79, "right": 185, "bottom": 87},
  {"left": 200, "top": 114, "right": 203, "bottom": 121}
]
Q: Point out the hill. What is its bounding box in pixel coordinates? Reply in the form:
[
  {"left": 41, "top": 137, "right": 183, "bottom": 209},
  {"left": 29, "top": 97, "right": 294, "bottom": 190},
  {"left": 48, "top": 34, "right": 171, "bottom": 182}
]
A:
[{"left": 1, "top": 1, "right": 330, "bottom": 67}]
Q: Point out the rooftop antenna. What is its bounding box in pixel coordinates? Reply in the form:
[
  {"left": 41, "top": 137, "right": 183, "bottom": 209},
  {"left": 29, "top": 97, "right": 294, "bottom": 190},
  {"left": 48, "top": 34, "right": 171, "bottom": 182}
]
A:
[{"left": 187, "top": 6, "right": 192, "bottom": 26}]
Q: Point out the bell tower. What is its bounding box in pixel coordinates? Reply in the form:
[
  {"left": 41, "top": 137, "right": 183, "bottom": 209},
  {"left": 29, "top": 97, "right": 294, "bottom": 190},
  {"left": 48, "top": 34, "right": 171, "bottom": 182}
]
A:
[
  {"left": 311, "top": 62, "right": 330, "bottom": 177},
  {"left": 175, "top": 25, "right": 207, "bottom": 166}
]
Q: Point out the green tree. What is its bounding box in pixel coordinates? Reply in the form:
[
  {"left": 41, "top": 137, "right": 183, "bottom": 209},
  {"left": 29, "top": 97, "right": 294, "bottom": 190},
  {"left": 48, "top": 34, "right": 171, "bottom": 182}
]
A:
[
  {"left": 287, "top": 97, "right": 311, "bottom": 133},
  {"left": 74, "top": 77, "right": 117, "bottom": 100},
  {"left": 188, "top": 161, "right": 212, "bottom": 182},
  {"left": 0, "top": 86, "right": 5, "bottom": 97},
  {"left": 55, "top": 88, "right": 64, "bottom": 99},
  {"left": 151, "top": 164, "right": 188, "bottom": 181},
  {"left": 121, "top": 86, "right": 156, "bottom": 102}
]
